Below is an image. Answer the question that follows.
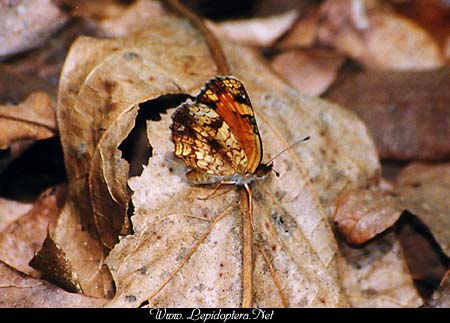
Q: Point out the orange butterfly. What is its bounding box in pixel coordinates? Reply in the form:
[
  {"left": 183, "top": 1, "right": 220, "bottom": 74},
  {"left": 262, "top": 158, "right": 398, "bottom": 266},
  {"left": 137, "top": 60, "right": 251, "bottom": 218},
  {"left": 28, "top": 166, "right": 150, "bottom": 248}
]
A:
[{"left": 170, "top": 76, "right": 272, "bottom": 186}]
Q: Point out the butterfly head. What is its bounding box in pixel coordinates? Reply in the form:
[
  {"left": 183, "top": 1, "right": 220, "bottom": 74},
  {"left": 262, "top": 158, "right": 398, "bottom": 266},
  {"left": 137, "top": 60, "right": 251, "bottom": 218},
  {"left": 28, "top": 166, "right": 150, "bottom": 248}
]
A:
[{"left": 255, "top": 162, "right": 274, "bottom": 179}]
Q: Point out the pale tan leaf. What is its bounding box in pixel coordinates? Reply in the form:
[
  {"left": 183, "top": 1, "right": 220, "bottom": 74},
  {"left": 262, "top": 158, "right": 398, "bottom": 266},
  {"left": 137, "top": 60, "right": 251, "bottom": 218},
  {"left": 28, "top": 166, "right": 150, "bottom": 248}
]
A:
[
  {"left": 209, "top": 9, "right": 299, "bottom": 47},
  {"left": 0, "top": 198, "right": 32, "bottom": 233},
  {"left": 337, "top": 231, "right": 423, "bottom": 307},
  {"left": 97, "top": 0, "right": 165, "bottom": 37},
  {"left": 0, "top": 92, "right": 56, "bottom": 150}
]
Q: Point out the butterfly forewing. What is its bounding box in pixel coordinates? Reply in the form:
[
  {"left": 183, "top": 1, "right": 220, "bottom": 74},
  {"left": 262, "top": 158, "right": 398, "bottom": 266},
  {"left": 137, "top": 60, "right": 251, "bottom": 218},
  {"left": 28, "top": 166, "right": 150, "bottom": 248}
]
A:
[
  {"left": 196, "top": 77, "right": 263, "bottom": 173},
  {"left": 170, "top": 76, "right": 269, "bottom": 185}
]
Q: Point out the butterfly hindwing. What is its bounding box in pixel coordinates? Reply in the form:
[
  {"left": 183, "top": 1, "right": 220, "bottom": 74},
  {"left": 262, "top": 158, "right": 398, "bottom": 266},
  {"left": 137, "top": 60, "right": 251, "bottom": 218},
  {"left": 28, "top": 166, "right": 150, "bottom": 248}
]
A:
[{"left": 171, "top": 102, "right": 249, "bottom": 183}]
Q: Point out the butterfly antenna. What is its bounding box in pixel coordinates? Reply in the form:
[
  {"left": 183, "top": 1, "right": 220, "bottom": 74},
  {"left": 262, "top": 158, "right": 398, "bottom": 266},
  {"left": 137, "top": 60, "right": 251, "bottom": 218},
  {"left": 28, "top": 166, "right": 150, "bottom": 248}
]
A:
[{"left": 267, "top": 136, "right": 310, "bottom": 165}]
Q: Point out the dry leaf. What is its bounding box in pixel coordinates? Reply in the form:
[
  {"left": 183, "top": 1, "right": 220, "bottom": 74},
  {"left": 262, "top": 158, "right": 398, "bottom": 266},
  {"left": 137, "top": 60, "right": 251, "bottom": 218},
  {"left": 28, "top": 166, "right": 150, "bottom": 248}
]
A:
[
  {"left": 334, "top": 162, "right": 449, "bottom": 305},
  {"left": 95, "top": 0, "right": 165, "bottom": 37},
  {"left": 29, "top": 232, "right": 82, "bottom": 293},
  {"left": 209, "top": 9, "right": 299, "bottom": 47},
  {"left": 0, "top": 0, "right": 67, "bottom": 59},
  {"left": 276, "top": 9, "right": 320, "bottom": 48},
  {"left": 395, "top": 163, "right": 450, "bottom": 256},
  {"left": 334, "top": 188, "right": 403, "bottom": 244},
  {"left": 271, "top": 49, "right": 345, "bottom": 96},
  {"left": 0, "top": 186, "right": 64, "bottom": 277},
  {"left": 58, "top": 12, "right": 382, "bottom": 307},
  {"left": 317, "top": 0, "right": 444, "bottom": 70},
  {"left": 0, "top": 92, "right": 56, "bottom": 150},
  {"left": 325, "top": 68, "right": 450, "bottom": 160},
  {"left": 334, "top": 163, "right": 449, "bottom": 254},
  {"left": 395, "top": 214, "right": 448, "bottom": 299},
  {"left": 0, "top": 18, "right": 98, "bottom": 104},
  {"left": 337, "top": 231, "right": 423, "bottom": 307},
  {"left": 0, "top": 198, "right": 32, "bottom": 233},
  {"left": 0, "top": 261, "right": 106, "bottom": 308}
]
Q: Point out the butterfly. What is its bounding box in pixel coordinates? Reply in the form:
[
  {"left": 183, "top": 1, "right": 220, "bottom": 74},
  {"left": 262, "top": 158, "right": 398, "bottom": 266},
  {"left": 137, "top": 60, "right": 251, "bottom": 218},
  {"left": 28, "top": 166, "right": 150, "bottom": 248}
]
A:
[{"left": 170, "top": 76, "right": 273, "bottom": 187}]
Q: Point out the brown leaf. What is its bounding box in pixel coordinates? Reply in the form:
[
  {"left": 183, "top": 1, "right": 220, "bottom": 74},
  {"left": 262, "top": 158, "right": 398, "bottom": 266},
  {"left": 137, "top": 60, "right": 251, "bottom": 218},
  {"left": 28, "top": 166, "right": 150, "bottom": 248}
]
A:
[
  {"left": 0, "top": 198, "right": 32, "bottom": 233},
  {"left": 48, "top": 203, "right": 115, "bottom": 298},
  {"left": 426, "top": 270, "right": 450, "bottom": 308},
  {"left": 334, "top": 188, "right": 403, "bottom": 244},
  {"left": 317, "top": 0, "right": 444, "bottom": 70},
  {"left": 0, "top": 186, "right": 64, "bottom": 277},
  {"left": 337, "top": 231, "right": 423, "bottom": 307},
  {"left": 395, "top": 214, "right": 448, "bottom": 299},
  {"left": 77, "top": 14, "right": 383, "bottom": 307},
  {"left": 325, "top": 68, "right": 450, "bottom": 160},
  {"left": 29, "top": 232, "right": 82, "bottom": 293},
  {"left": 208, "top": 9, "right": 299, "bottom": 47},
  {"left": 271, "top": 49, "right": 345, "bottom": 96},
  {"left": 0, "top": 261, "right": 106, "bottom": 308},
  {"left": 0, "top": 0, "right": 68, "bottom": 59},
  {"left": 446, "top": 35, "right": 450, "bottom": 61},
  {"left": 0, "top": 92, "right": 56, "bottom": 150}
]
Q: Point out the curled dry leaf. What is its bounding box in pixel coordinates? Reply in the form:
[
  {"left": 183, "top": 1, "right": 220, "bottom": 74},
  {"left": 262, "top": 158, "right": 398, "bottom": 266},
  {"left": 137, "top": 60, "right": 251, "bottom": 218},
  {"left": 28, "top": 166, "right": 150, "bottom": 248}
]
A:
[
  {"left": 29, "top": 232, "right": 82, "bottom": 293},
  {"left": 317, "top": 0, "right": 444, "bottom": 70},
  {"left": 209, "top": 9, "right": 299, "bottom": 47},
  {"left": 0, "top": 198, "right": 32, "bottom": 232},
  {"left": 334, "top": 163, "right": 450, "bottom": 256},
  {"left": 271, "top": 49, "right": 345, "bottom": 96},
  {"left": 68, "top": 13, "right": 383, "bottom": 307},
  {"left": 0, "top": 261, "right": 106, "bottom": 308},
  {"left": 325, "top": 68, "right": 450, "bottom": 160},
  {"left": 0, "top": 0, "right": 68, "bottom": 59},
  {"left": 337, "top": 232, "right": 423, "bottom": 308},
  {"left": 334, "top": 188, "right": 403, "bottom": 245},
  {"left": 0, "top": 92, "right": 56, "bottom": 150},
  {"left": 0, "top": 186, "right": 64, "bottom": 277}
]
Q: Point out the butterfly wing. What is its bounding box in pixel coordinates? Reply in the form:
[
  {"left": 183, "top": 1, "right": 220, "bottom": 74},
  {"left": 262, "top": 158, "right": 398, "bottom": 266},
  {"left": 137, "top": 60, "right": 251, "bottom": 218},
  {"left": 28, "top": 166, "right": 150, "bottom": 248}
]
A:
[
  {"left": 171, "top": 102, "right": 249, "bottom": 184},
  {"left": 196, "top": 76, "right": 263, "bottom": 174}
]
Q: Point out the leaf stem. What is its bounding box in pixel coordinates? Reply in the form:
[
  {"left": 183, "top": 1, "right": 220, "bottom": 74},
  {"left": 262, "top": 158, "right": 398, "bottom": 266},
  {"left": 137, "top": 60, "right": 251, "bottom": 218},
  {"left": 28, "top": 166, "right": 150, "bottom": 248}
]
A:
[
  {"left": 241, "top": 184, "right": 254, "bottom": 308},
  {"left": 165, "top": 0, "right": 230, "bottom": 75}
]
